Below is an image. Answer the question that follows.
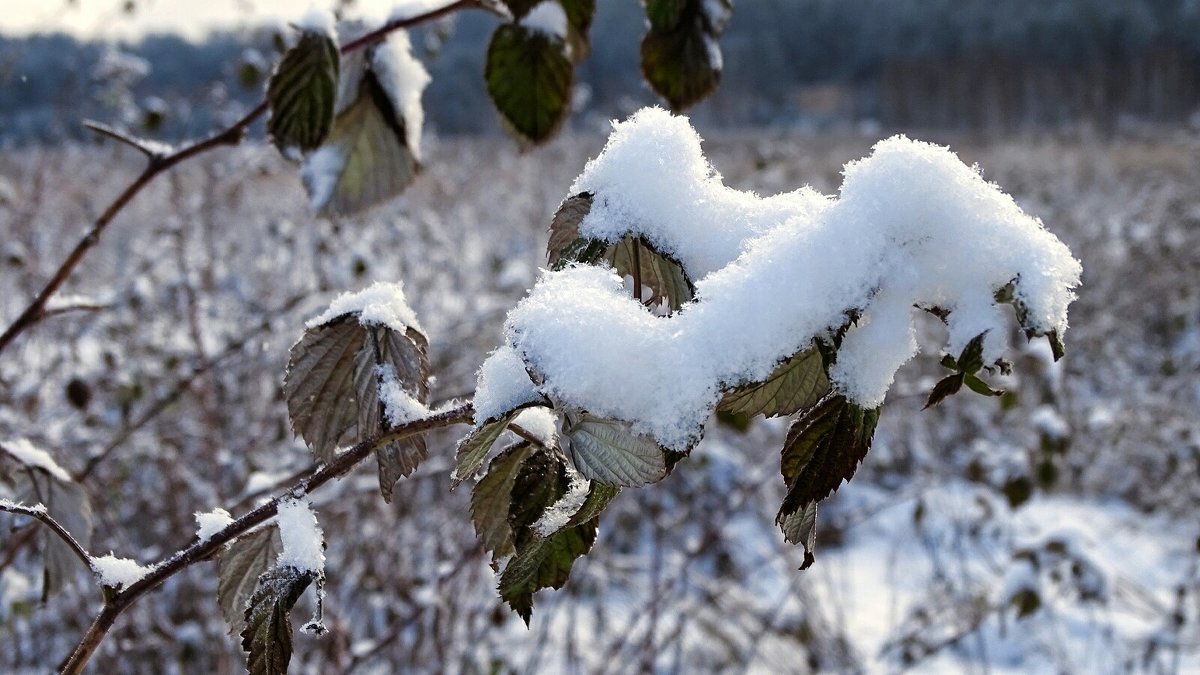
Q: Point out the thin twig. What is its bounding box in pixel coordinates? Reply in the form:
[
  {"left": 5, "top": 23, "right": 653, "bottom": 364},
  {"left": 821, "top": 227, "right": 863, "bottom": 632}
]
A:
[
  {"left": 59, "top": 402, "right": 475, "bottom": 675},
  {"left": 0, "top": 500, "right": 92, "bottom": 571},
  {"left": 82, "top": 120, "right": 172, "bottom": 162},
  {"left": 0, "top": 0, "right": 486, "bottom": 358}
]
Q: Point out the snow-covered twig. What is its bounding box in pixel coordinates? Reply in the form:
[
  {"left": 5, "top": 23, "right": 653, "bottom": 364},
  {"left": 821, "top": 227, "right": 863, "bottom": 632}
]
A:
[{"left": 0, "top": 499, "right": 92, "bottom": 571}]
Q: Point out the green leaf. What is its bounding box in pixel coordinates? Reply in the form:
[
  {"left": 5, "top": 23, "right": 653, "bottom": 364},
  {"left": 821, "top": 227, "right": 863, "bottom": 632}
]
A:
[
  {"left": 562, "top": 413, "right": 669, "bottom": 487},
  {"left": 499, "top": 517, "right": 597, "bottom": 624},
  {"left": 645, "top": 0, "right": 688, "bottom": 30},
  {"left": 719, "top": 347, "right": 830, "bottom": 419},
  {"left": 452, "top": 411, "right": 519, "bottom": 489},
  {"left": 777, "top": 396, "right": 879, "bottom": 521},
  {"left": 285, "top": 313, "right": 430, "bottom": 468},
  {"left": 559, "top": 0, "right": 596, "bottom": 59},
  {"left": 354, "top": 326, "right": 430, "bottom": 502},
  {"left": 564, "top": 481, "right": 620, "bottom": 529},
  {"left": 963, "top": 373, "right": 1004, "bottom": 398},
  {"left": 218, "top": 526, "right": 283, "bottom": 637},
  {"left": 470, "top": 442, "right": 536, "bottom": 560},
  {"left": 605, "top": 236, "right": 694, "bottom": 311},
  {"left": 923, "top": 373, "right": 965, "bottom": 410},
  {"left": 485, "top": 23, "right": 573, "bottom": 145},
  {"left": 303, "top": 63, "right": 419, "bottom": 217},
  {"left": 546, "top": 192, "right": 593, "bottom": 266},
  {"left": 2, "top": 443, "right": 94, "bottom": 599},
  {"left": 640, "top": 0, "right": 728, "bottom": 111},
  {"left": 507, "top": 448, "right": 569, "bottom": 550},
  {"left": 267, "top": 30, "right": 339, "bottom": 153},
  {"left": 284, "top": 315, "right": 363, "bottom": 462},
  {"left": 957, "top": 331, "right": 988, "bottom": 375},
  {"left": 241, "top": 566, "right": 316, "bottom": 675},
  {"left": 777, "top": 501, "right": 818, "bottom": 570}
]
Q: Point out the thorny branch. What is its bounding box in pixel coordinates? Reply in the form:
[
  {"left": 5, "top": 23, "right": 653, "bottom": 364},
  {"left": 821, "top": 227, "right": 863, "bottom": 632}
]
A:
[
  {"left": 59, "top": 403, "right": 475, "bottom": 675},
  {"left": 0, "top": 0, "right": 489, "bottom": 357}
]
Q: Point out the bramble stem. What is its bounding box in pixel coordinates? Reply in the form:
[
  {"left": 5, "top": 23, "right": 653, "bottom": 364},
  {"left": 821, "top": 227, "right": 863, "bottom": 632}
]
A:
[
  {"left": 0, "top": 501, "right": 92, "bottom": 570},
  {"left": 0, "top": 0, "right": 485, "bottom": 357},
  {"left": 59, "top": 403, "right": 474, "bottom": 675}
]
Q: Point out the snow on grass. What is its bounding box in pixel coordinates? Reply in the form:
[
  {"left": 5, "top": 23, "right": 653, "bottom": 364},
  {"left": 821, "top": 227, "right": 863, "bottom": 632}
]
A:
[
  {"left": 91, "top": 554, "right": 155, "bottom": 590},
  {"left": 276, "top": 497, "right": 325, "bottom": 574},
  {"left": 487, "top": 107, "right": 1081, "bottom": 450},
  {"left": 1, "top": 438, "right": 72, "bottom": 483},
  {"left": 307, "top": 280, "right": 422, "bottom": 333},
  {"left": 194, "top": 508, "right": 234, "bottom": 543}
]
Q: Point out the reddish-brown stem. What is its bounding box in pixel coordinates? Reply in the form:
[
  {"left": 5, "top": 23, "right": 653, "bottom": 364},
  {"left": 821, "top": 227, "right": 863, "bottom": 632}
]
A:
[
  {"left": 59, "top": 403, "right": 474, "bottom": 674},
  {"left": 0, "top": 501, "right": 93, "bottom": 570},
  {"left": 0, "top": 0, "right": 487, "bottom": 357}
]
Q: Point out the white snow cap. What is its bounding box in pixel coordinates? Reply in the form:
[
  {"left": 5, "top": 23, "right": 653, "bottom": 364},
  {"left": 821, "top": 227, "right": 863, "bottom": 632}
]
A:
[
  {"left": 296, "top": 8, "right": 337, "bottom": 38},
  {"left": 2, "top": 438, "right": 71, "bottom": 483},
  {"left": 91, "top": 554, "right": 154, "bottom": 590},
  {"left": 486, "top": 107, "right": 1081, "bottom": 451},
  {"left": 276, "top": 497, "right": 326, "bottom": 574},
  {"left": 521, "top": 2, "right": 569, "bottom": 39},
  {"left": 308, "top": 280, "right": 422, "bottom": 333},
  {"left": 472, "top": 345, "right": 541, "bottom": 425},
  {"left": 194, "top": 508, "right": 234, "bottom": 543},
  {"left": 370, "top": 30, "right": 431, "bottom": 160}
]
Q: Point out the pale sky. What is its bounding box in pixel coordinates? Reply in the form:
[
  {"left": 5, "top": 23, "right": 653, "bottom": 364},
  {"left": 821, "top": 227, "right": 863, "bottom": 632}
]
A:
[{"left": 0, "top": 0, "right": 401, "bottom": 40}]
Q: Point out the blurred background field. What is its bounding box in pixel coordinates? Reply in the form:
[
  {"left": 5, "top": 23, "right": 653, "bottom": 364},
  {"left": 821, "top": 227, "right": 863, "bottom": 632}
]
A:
[{"left": 2, "top": 1, "right": 1200, "bottom": 673}]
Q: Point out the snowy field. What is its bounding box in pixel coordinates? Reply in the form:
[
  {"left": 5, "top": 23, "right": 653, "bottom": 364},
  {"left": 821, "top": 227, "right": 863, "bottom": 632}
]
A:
[{"left": 1, "top": 126, "right": 1198, "bottom": 673}]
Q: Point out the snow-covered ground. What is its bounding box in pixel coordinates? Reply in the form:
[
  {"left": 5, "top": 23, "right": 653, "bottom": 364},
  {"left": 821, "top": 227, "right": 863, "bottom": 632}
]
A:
[{"left": 1, "top": 127, "right": 1197, "bottom": 673}]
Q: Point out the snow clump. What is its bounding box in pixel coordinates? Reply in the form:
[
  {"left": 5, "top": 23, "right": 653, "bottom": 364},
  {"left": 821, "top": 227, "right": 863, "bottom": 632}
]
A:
[{"left": 477, "top": 107, "right": 1081, "bottom": 451}]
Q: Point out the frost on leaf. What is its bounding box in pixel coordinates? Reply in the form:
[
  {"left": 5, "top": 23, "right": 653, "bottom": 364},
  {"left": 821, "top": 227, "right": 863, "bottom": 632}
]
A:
[
  {"left": 485, "top": 22, "right": 573, "bottom": 145},
  {"left": 452, "top": 410, "right": 519, "bottom": 489},
  {"left": 266, "top": 30, "right": 339, "bottom": 153},
  {"left": 285, "top": 293, "right": 429, "bottom": 500},
  {"left": 240, "top": 565, "right": 316, "bottom": 675},
  {"left": 641, "top": 0, "right": 731, "bottom": 111},
  {"left": 300, "top": 30, "right": 428, "bottom": 216},
  {"left": 1, "top": 440, "right": 93, "bottom": 599},
  {"left": 562, "top": 413, "right": 670, "bottom": 487},
  {"left": 218, "top": 526, "right": 283, "bottom": 637}
]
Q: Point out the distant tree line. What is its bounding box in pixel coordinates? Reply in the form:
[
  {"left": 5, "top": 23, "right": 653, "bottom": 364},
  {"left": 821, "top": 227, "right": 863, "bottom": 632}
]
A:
[{"left": 4, "top": 0, "right": 1200, "bottom": 144}]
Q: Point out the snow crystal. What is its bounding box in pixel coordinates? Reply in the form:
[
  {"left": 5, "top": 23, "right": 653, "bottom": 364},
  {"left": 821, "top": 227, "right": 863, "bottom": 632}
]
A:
[
  {"left": 473, "top": 345, "right": 541, "bottom": 425},
  {"left": 370, "top": 30, "right": 431, "bottom": 160},
  {"left": 533, "top": 464, "right": 590, "bottom": 537},
  {"left": 492, "top": 108, "right": 1081, "bottom": 450},
  {"left": 307, "top": 280, "right": 422, "bottom": 333},
  {"left": 91, "top": 554, "right": 154, "bottom": 590},
  {"left": 0, "top": 498, "right": 45, "bottom": 514},
  {"left": 513, "top": 407, "right": 558, "bottom": 447},
  {"left": 2, "top": 438, "right": 72, "bottom": 483},
  {"left": 276, "top": 497, "right": 325, "bottom": 574},
  {"left": 194, "top": 508, "right": 234, "bottom": 543},
  {"left": 378, "top": 366, "right": 430, "bottom": 426},
  {"left": 521, "top": 2, "right": 569, "bottom": 40},
  {"left": 296, "top": 8, "right": 337, "bottom": 39}
]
